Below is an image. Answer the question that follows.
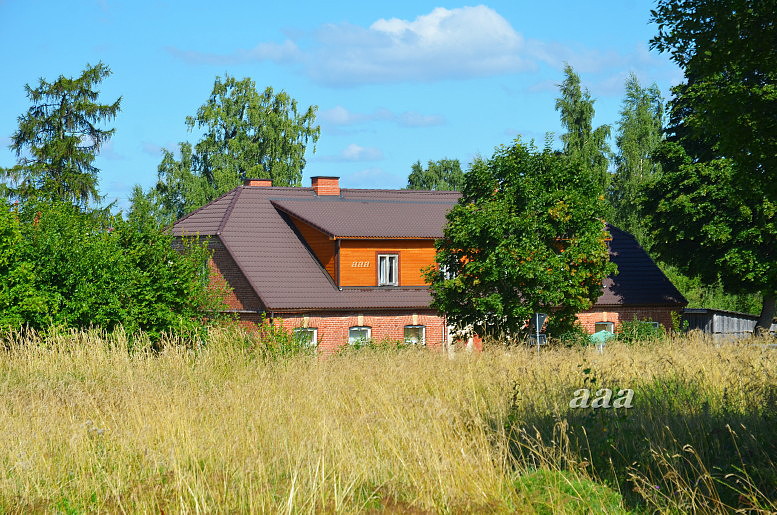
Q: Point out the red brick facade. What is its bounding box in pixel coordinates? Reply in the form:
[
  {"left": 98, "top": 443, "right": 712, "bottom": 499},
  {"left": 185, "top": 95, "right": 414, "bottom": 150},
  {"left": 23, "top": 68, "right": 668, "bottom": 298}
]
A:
[
  {"left": 206, "top": 237, "right": 679, "bottom": 351},
  {"left": 208, "top": 239, "right": 264, "bottom": 312},
  {"left": 576, "top": 306, "right": 679, "bottom": 332},
  {"left": 238, "top": 310, "right": 447, "bottom": 352}
]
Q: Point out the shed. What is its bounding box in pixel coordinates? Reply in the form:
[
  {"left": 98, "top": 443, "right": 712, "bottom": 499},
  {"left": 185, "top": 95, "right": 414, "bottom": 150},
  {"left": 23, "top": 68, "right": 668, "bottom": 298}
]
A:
[{"left": 682, "top": 308, "right": 775, "bottom": 339}]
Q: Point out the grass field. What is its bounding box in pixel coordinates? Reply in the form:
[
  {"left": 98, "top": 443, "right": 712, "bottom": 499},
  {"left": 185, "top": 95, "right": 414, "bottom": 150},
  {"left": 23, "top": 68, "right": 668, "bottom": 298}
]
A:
[{"left": 0, "top": 328, "right": 775, "bottom": 513}]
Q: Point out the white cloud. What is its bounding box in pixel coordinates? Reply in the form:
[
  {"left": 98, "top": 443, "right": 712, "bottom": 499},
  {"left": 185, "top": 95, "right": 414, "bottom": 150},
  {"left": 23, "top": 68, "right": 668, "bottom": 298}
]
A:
[
  {"left": 167, "top": 6, "right": 678, "bottom": 89},
  {"left": 308, "top": 6, "right": 531, "bottom": 86},
  {"left": 318, "top": 143, "right": 384, "bottom": 162},
  {"left": 319, "top": 105, "right": 445, "bottom": 128},
  {"left": 98, "top": 140, "right": 124, "bottom": 161}
]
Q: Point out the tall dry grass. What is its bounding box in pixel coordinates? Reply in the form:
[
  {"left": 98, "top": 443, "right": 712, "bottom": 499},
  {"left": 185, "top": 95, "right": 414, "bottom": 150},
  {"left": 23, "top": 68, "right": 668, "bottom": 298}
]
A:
[{"left": 0, "top": 328, "right": 775, "bottom": 513}]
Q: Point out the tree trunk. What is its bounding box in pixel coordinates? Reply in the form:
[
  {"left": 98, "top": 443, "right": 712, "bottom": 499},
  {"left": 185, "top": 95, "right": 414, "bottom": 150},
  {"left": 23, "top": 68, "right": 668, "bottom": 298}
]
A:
[{"left": 755, "top": 293, "right": 776, "bottom": 336}]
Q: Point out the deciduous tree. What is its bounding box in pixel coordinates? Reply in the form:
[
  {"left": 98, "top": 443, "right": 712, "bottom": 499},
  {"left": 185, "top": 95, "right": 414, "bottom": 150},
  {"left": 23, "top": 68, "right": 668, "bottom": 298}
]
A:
[
  {"left": 427, "top": 140, "right": 615, "bottom": 339},
  {"left": 144, "top": 75, "right": 319, "bottom": 221},
  {"left": 647, "top": 0, "right": 777, "bottom": 331},
  {"left": 611, "top": 74, "right": 664, "bottom": 244},
  {"left": 555, "top": 64, "right": 611, "bottom": 194},
  {"left": 406, "top": 159, "right": 465, "bottom": 191}
]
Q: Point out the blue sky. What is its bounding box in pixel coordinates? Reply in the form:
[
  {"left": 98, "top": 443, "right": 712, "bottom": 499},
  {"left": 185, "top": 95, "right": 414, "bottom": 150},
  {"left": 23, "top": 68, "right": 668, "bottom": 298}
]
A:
[{"left": 0, "top": 1, "right": 681, "bottom": 211}]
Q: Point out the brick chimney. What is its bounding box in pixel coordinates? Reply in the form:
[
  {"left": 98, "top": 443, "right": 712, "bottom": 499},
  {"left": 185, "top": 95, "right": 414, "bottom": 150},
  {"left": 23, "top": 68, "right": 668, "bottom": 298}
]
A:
[
  {"left": 311, "top": 176, "right": 340, "bottom": 196},
  {"left": 244, "top": 178, "right": 272, "bottom": 187}
]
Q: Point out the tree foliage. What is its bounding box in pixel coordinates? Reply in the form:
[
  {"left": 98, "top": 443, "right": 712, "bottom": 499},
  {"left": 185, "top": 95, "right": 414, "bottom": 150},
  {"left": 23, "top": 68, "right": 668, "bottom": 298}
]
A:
[
  {"left": 0, "top": 201, "right": 224, "bottom": 338},
  {"left": 651, "top": 0, "right": 777, "bottom": 196},
  {"left": 641, "top": 145, "right": 776, "bottom": 328},
  {"left": 147, "top": 75, "right": 319, "bottom": 221},
  {"left": 0, "top": 202, "right": 49, "bottom": 327},
  {"left": 0, "top": 63, "right": 121, "bottom": 207},
  {"left": 406, "top": 159, "right": 465, "bottom": 191},
  {"left": 611, "top": 74, "right": 664, "bottom": 243},
  {"left": 647, "top": 0, "right": 777, "bottom": 329},
  {"left": 555, "top": 64, "right": 612, "bottom": 194},
  {"left": 427, "top": 140, "right": 616, "bottom": 338}
]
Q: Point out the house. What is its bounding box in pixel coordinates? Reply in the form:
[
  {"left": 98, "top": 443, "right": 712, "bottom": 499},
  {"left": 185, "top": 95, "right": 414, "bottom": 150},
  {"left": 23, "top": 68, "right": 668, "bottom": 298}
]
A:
[{"left": 172, "top": 177, "right": 687, "bottom": 351}]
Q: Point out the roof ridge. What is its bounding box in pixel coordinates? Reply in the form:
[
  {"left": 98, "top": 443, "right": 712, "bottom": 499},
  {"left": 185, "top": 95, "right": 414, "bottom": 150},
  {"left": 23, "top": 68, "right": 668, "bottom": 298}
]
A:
[
  {"left": 271, "top": 201, "right": 335, "bottom": 238},
  {"left": 173, "top": 187, "right": 238, "bottom": 226},
  {"left": 217, "top": 185, "right": 243, "bottom": 235}
]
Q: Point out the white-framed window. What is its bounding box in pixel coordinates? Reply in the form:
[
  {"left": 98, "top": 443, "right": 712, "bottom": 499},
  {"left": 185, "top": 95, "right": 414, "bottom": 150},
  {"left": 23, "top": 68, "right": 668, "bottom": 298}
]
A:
[
  {"left": 293, "top": 327, "right": 317, "bottom": 347},
  {"left": 348, "top": 326, "right": 371, "bottom": 345},
  {"left": 378, "top": 254, "right": 398, "bottom": 286},
  {"left": 642, "top": 321, "right": 660, "bottom": 329},
  {"left": 594, "top": 322, "right": 615, "bottom": 333},
  {"left": 404, "top": 325, "right": 426, "bottom": 345}
]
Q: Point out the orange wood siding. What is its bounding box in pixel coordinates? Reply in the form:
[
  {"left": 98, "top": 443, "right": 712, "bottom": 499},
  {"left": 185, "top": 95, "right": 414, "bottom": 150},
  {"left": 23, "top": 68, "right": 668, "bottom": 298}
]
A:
[
  {"left": 290, "top": 216, "right": 336, "bottom": 280},
  {"left": 339, "top": 239, "right": 436, "bottom": 286}
]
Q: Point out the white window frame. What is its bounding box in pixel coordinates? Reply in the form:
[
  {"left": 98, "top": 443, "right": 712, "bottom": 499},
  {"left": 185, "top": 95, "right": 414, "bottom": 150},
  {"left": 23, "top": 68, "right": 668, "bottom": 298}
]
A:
[
  {"left": 348, "top": 326, "right": 372, "bottom": 345},
  {"left": 377, "top": 254, "right": 399, "bottom": 286},
  {"left": 594, "top": 321, "right": 615, "bottom": 333},
  {"left": 293, "top": 327, "right": 317, "bottom": 347},
  {"left": 404, "top": 325, "right": 426, "bottom": 345}
]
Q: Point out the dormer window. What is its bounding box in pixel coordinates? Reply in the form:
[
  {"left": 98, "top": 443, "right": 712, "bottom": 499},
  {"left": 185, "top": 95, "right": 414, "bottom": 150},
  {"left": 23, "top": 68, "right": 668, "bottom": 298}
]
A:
[{"left": 378, "top": 254, "right": 398, "bottom": 286}]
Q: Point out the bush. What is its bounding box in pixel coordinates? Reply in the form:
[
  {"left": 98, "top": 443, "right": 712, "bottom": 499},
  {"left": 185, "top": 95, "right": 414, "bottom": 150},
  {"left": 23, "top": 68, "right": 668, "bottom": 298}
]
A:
[
  {"left": 617, "top": 318, "right": 665, "bottom": 343},
  {"left": 0, "top": 200, "right": 225, "bottom": 340}
]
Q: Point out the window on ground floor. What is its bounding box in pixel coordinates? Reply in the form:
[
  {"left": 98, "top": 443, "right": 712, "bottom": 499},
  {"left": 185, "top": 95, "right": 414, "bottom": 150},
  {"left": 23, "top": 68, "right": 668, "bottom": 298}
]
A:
[
  {"left": 349, "top": 326, "right": 371, "bottom": 345},
  {"left": 594, "top": 321, "right": 615, "bottom": 333},
  {"left": 404, "top": 325, "right": 426, "bottom": 345},
  {"left": 293, "top": 327, "right": 317, "bottom": 347}
]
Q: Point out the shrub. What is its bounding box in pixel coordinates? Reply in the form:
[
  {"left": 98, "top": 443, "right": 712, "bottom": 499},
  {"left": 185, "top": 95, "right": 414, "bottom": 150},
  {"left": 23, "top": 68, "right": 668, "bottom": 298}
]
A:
[{"left": 617, "top": 318, "right": 665, "bottom": 343}]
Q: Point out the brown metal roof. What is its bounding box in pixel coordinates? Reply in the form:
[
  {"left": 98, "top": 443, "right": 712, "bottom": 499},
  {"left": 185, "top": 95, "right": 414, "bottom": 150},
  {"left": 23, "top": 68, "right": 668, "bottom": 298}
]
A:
[
  {"left": 270, "top": 196, "right": 455, "bottom": 239},
  {"left": 172, "top": 185, "right": 686, "bottom": 311}
]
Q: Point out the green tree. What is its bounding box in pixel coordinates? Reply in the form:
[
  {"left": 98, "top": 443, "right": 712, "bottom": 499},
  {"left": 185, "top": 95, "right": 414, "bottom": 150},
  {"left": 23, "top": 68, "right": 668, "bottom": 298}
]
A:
[
  {"left": 648, "top": 0, "right": 777, "bottom": 331},
  {"left": 3, "top": 201, "right": 223, "bottom": 339},
  {"left": 426, "top": 140, "right": 616, "bottom": 339},
  {"left": 641, "top": 146, "right": 776, "bottom": 332},
  {"left": 145, "top": 75, "right": 319, "bottom": 221},
  {"left": 611, "top": 74, "right": 664, "bottom": 244},
  {"left": 555, "top": 64, "right": 612, "bottom": 194},
  {"left": 1, "top": 63, "right": 121, "bottom": 207},
  {"left": 150, "top": 142, "right": 211, "bottom": 222},
  {"left": 651, "top": 0, "right": 777, "bottom": 197},
  {"left": 406, "top": 158, "right": 465, "bottom": 191},
  {"left": 0, "top": 201, "right": 49, "bottom": 328}
]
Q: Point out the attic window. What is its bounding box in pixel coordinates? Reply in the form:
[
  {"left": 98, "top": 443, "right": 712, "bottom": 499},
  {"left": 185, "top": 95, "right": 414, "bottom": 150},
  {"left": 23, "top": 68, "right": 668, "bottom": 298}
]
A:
[{"left": 378, "top": 254, "right": 398, "bottom": 286}]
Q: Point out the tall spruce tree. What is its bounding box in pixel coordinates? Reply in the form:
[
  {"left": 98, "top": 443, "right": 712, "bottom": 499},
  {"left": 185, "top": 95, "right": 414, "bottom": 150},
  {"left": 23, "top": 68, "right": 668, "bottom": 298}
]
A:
[{"left": 1, "top": 63, "right": 121, "bottom": 207}]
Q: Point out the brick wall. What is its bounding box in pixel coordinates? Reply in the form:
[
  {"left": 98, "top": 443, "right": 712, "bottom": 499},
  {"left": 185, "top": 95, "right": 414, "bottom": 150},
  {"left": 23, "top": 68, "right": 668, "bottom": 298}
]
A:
[
  {"left": 576, "top": 306, "right": 680, "bottom": 332},
  {"left": 208, "top": 238, "right": 263, "bottom": 311},
  {"left": 237, "top": 310, "right": 446, "bottom": 353},
  {"left": 230, "top": 306, "right": 681, "bottom": 353}
]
